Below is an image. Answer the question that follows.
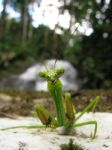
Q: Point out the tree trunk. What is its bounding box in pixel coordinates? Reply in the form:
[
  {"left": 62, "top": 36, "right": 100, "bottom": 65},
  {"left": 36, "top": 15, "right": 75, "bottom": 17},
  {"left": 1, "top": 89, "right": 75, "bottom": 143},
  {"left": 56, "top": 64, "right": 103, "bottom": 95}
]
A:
[
  {"left": 27, "top": 14, "right": 33, "bottom": 40},
  {"left": 21, "top": 0, "right": 29, "bottom": 44},
  {"left": 0, "top": 0, "right": 7, "bottom": 49}
]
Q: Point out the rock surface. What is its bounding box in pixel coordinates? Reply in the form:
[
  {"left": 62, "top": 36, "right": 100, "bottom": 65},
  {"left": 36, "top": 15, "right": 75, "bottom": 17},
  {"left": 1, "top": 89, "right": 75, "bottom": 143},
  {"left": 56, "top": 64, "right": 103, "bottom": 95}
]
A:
[
  {"left": 0, "top": 112, "right": 112, "bottom": 150},
  {"left": 0, "top": 59, "right": 80, "bottom": 91}
]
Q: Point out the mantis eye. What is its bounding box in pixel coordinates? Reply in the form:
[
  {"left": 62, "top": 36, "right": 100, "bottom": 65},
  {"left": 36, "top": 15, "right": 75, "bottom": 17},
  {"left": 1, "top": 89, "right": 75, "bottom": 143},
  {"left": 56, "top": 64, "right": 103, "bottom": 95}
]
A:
[
  {"left": 38, "top": 71, "right": 46, "bottom": 78},
  {"left": 55, "top": 68, "right": 64, "bottom": 76},
  {"left": 35, "top": 104, "right": 56, "bottom": 126}
]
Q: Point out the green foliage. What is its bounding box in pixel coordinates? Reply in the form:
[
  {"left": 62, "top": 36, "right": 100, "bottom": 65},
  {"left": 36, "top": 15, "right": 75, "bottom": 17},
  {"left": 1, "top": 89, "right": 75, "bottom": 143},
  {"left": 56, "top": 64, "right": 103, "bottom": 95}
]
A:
[
  {"left": 74, "top": 29, "right": 112, "bottom": 88},
  {"left": 61, "top": 0, "right": 112, "bottom": 88},
  {"left": 64, "top": 36, "right": 81, "bottom": 64},
  {"left": 0, "top": 23, "right": 66, "bottom": 71}
]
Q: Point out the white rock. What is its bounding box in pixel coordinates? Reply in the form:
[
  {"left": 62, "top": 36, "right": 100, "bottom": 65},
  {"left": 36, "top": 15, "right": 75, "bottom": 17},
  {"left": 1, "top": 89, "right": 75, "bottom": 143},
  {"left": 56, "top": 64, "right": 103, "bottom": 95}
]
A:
[
  {"left": 19, "top": 59, "right": 80, "bottom": 91},
  {"left": 0, "top": 112, "right": 112, "bottom": 150}
]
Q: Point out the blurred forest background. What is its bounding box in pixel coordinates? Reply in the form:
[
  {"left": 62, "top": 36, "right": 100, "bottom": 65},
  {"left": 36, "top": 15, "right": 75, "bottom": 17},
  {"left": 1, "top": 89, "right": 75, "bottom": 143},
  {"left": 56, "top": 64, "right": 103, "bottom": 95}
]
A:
[{"left": 0, "top": 0, "right": 112, "bottom": 89}]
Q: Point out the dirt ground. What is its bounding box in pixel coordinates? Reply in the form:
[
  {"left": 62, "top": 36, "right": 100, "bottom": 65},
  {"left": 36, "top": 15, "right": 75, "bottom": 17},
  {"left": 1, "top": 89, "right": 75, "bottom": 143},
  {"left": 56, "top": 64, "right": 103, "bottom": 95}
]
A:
[{"left": 0, "top": 89, "right": 112, "bottom": 117}]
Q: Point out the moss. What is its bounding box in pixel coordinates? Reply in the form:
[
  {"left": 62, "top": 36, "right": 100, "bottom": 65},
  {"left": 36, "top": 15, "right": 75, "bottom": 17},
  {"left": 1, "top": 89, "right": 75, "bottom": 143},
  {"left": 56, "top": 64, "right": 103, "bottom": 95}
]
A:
[{"left": 60, "top": 139, "right": 86, "bottom": 150}]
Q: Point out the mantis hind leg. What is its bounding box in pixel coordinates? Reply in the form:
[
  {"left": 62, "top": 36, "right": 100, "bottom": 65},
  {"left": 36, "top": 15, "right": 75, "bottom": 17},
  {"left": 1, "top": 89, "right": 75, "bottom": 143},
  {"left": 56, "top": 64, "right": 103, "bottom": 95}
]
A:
[
  {"left": 75, "top": 96, "right": 100, "bottom": 121},
  {"left": 90, "top": 96, "right": 100, "bottom": 112},
  {"left": 73, "top": 121, "right": 97, "bottom": 139}
]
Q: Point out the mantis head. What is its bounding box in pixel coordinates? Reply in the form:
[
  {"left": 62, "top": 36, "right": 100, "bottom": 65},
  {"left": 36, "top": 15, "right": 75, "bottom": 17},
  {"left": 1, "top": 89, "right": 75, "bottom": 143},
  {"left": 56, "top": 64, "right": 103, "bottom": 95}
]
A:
[{"left": 38, "top": 68, "right": 64, "bottom": 82}]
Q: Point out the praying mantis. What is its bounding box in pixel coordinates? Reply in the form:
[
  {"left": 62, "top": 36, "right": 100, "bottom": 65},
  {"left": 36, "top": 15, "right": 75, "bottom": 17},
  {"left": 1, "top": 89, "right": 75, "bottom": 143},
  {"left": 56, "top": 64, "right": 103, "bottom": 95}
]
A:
[{"left": 0, "top": 61, "right": 100, "bottom": 139}]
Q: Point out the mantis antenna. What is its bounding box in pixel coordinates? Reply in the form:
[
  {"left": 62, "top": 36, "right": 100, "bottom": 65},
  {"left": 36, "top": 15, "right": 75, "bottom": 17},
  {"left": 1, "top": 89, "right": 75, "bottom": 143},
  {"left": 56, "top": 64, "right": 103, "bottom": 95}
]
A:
[
  {"left": 44, "top": 63, "right": 48, "bottom": 71},
  {"left": 44, "top": 59, "right": 57, "bottom": 71},
  {"left": 54, "top": 59, "right": 57, "bottom": 69}
]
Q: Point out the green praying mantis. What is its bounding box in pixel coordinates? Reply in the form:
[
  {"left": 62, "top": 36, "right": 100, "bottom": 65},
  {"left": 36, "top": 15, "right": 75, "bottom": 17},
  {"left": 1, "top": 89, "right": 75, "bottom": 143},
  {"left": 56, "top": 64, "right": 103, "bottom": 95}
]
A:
[{"left": 0, "top": 61, "right": 100, "bottom": 139}]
